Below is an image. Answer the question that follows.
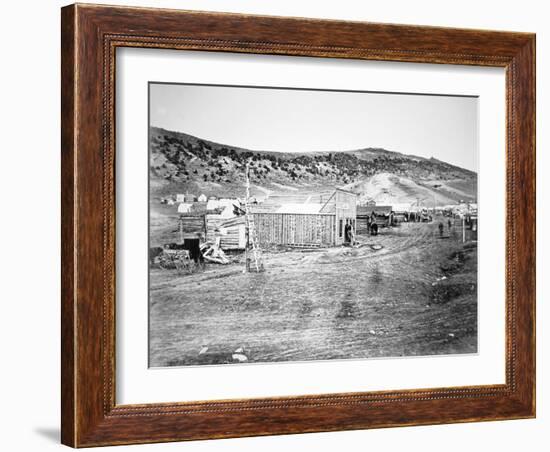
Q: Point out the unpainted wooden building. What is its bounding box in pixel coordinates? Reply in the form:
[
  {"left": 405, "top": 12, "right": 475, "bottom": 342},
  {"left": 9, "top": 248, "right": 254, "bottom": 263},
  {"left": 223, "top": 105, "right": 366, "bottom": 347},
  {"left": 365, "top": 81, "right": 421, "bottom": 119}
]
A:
[
  {"left": 254, "top": 188, "right": 357, "bottom": 247},
  {"left": 319, "top": 188, "right": 358, "bottom": 245}
]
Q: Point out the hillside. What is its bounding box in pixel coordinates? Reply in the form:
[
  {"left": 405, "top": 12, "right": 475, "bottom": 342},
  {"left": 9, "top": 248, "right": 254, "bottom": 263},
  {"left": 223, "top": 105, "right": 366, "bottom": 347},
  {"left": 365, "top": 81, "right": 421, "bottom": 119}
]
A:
[{"left": 149, "top": 126, "right": 477, "bottom": 206}]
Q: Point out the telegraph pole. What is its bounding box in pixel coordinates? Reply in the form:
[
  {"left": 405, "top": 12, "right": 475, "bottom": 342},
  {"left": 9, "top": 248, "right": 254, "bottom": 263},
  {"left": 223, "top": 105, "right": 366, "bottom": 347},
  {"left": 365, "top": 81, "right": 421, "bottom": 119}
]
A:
[
  {"left": 244, "top": 162, "right": 251, "bottom": 272},
  {"left": 243, "top": 161, "right": 264, "bottom": 272},
  {"left": 178, "top": 216, "right": 184, "bottom": 244}
]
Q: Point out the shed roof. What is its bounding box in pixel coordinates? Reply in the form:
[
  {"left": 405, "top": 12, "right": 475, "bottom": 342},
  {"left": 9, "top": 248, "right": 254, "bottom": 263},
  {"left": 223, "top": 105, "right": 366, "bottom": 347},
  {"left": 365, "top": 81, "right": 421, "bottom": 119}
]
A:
[
  {"left": 206, "top": 199, "right": 239, "bottom": 218},
  {"left": 392, "top": 203, "right": 415, "bottom": 212},
  {"left": 220, "top": 216, "right": 245, "bottom": 228},
  {"left": 358, "top": 205, "right": 392, "bottom": 215}
]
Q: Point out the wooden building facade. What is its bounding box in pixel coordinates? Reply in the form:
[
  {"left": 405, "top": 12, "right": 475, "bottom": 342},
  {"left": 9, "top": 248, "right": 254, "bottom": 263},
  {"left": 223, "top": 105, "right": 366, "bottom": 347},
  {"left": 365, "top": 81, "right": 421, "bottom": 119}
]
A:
[
  {"left": 174, "top": 189, "right": 358, "bottom": 250},
  {"left": 319, "top": 189, "right": 358, "bottom": 245},
  {"left": 177, "top": 214, "right": 206, "bottom": 242},
  {"left": 254, "top": 189, "right": 357, "bottom": 247},
  {"left": 254, "top": 213, "right": 335, "bottom": 246}
]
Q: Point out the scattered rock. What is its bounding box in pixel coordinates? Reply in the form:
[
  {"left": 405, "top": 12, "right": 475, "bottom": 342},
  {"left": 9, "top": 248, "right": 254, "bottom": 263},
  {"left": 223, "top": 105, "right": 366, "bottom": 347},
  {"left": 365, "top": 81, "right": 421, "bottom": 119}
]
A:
[
  {"left": 235, "top": 347, "right": 243, "bottom": 353},
  {"left": 232, "top": 353, "right": 248, "bottom": 362},
  {"left": 369, "top": 330, "right": 376, "bottom": 335},
  {"left": 448, "top": 333, "right": 455, "bottom": 338}
]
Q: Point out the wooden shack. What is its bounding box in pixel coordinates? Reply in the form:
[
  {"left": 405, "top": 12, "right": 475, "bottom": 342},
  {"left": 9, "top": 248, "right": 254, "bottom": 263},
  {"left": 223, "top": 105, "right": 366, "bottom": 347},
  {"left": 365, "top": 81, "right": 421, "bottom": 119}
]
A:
[
  {"left": 357, "top": 204, "right": 393, "bottom": 232},
  {"left": 218, "top": 216, "right": 247, "bottom": 250},
  {"left": 356, "top": 206, "right": 371, "bottom": 234},
  {"left": 254, "top": 188, "right": 357, "bottom": 247},
  {"left": 177, "top": 214, "right": 206, "bottom": 242},
  {"left": 205, "top": 199, "right": 241, "bottom": 246}
]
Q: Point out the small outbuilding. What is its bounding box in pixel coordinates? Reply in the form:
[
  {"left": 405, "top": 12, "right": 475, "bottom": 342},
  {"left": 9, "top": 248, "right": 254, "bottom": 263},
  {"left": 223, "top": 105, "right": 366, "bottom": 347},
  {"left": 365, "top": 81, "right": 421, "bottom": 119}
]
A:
[
  {"left": 205, "top": 198, "right": 241, "bottom": 244},
  {"left": 357, "top": 205, "right": 393, "bottom": 232},
  {"left": 218, "top": 216, "right": 247, "bottom": 250},
  {"left": 177, "top": 202, "right": 193, "bottom": 214}
]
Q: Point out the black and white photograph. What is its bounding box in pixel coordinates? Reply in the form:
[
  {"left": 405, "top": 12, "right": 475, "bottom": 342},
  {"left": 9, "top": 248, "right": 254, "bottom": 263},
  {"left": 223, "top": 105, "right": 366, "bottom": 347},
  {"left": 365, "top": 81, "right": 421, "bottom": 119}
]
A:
[{"left": 148, "top": 82, "right": 479, "bottom": 368}]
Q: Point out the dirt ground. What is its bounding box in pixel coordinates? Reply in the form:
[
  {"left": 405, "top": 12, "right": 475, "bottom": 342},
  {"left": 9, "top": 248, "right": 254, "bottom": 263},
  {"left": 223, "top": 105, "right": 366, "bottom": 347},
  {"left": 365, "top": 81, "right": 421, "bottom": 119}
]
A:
[{"left": 149, "top": 218, "right": 477, "bottom": 367}]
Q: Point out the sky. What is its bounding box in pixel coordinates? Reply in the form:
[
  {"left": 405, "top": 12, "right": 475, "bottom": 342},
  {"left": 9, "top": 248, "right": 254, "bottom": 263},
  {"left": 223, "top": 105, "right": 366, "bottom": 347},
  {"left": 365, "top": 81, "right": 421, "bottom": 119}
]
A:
[{"left": 149, "top": 83, "right": 478, "bottom": 172}]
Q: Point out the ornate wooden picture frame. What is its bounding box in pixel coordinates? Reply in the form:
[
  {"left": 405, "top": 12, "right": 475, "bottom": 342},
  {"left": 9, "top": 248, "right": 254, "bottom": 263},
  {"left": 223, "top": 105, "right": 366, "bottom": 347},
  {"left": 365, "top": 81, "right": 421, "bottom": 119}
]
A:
[{"left": 61, "top": 3, "right": 535, "bottom": 447}]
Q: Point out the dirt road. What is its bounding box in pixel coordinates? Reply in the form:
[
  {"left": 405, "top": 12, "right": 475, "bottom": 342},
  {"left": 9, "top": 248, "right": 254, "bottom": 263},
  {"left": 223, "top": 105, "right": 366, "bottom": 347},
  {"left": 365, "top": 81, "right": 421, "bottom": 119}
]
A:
[{"left": 149, "top": 220, "right": 477, "bottom": 367}]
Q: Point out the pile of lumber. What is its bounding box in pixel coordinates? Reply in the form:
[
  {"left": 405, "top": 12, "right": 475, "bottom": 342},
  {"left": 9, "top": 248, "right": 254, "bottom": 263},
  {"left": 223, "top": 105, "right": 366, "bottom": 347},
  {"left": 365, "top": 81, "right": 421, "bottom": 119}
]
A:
[{"left": 200, "top": 241, "right": 230, "bottom": 264}]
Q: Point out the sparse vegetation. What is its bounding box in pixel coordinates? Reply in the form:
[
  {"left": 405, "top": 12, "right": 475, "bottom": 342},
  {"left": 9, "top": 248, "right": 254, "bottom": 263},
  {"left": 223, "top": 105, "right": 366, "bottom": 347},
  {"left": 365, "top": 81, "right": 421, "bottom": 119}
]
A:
[{"left": 149, "top": 126, "right": 476, "bottom": 201}]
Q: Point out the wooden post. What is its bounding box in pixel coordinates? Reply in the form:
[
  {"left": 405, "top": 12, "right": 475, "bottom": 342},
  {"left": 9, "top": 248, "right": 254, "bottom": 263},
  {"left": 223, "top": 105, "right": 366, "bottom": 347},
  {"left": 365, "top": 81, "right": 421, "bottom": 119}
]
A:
[
  {"left": 245, "top": 219, "right": 251, "bottom": 272},
  {"left": 244, "top": 162, "right": 251, "bottom": 272},
  {"left": 462, "top": 216, "right": 466, "bottom": 243},
  {"left": 179, "top": 216, "right": 184, "bottom": 244}
]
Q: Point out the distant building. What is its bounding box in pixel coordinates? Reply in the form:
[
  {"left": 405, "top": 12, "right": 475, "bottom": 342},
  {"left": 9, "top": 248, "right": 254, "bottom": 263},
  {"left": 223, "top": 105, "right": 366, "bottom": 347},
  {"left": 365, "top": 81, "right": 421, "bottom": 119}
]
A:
[
  {"left": 177, "top": 203, "right": 193, "bottom": 214},
  {"left": 370, "top": 205, "right": 393, "bottom": 216},
  {"left": 392, "top": 203, "right": 413, "bottom": 214},
  {"left": 357, "top": 205, "right": 393, "bottom": 232},
  {"left": 176, "top": 194, "right": 185, "bottom": 203},
  {"left": 206, "top": 199, "right": 238, "bottom": 218},
  {"left": 198, "top": 193, "right": 208, "bottom": 202}
]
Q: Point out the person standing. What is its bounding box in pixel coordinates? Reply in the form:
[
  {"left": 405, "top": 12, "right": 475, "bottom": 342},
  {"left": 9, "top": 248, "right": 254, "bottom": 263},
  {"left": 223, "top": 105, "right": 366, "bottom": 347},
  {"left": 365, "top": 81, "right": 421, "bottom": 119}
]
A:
[{"left": 344, "top": 221, "right": 352, "bottom": 244}]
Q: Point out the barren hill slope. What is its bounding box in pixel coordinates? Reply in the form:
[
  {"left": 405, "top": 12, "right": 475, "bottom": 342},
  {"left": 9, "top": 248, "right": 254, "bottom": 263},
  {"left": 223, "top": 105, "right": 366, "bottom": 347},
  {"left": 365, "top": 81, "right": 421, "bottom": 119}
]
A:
[
  {"left": 149, "top": 127, "right": 477, "bottom": 206},
  {"left": 345, "top": 173, "right": 476, "bottom": 207}
]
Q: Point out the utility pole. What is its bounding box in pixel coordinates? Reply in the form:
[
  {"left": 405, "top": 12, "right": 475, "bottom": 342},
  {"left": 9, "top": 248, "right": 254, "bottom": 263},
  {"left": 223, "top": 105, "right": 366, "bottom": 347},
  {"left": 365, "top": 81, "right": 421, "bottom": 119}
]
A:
[
  {"left": 244, "top": 161, "right": 264, "bottom": 273},
  {"left": 178, "top": 216, "right": 184, "bottom": 244},
  {"left": 244, "top": 162, "right": 251, "bottom": 272},
  {"left": 462, "top": 215, "right": 466, "bottom": 243}
]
